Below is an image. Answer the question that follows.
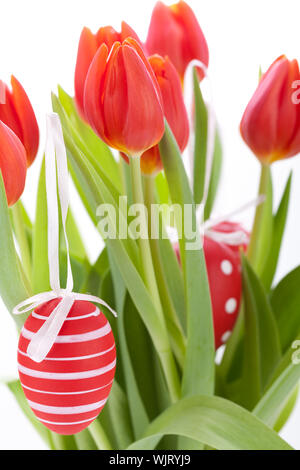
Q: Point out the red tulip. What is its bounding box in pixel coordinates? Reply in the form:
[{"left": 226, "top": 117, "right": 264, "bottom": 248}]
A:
[
  {"left": 0, "top": 76, "right": 39, "bottom": 167},
  {"left": 75, "top": 22, "right": 142, "bottom": 119},
  {"left": 145, "top": 1, "right": 209, "bottom": 81},
  {"left": 84, "top": 38, "right": 165, "bottom": 155},
  {"left": 240, "top": 55, "right": 300, "bottom": 164},
  {"left": 0, "top": 120, "right": 27, "bottom": 206},
  {"left": 121, "top": 54, "right": 189, "bottom": 174}
]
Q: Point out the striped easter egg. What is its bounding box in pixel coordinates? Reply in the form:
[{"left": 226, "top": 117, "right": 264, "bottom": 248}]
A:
[{"left": 18, "top": 298, "right": 116, "bottom": 435}]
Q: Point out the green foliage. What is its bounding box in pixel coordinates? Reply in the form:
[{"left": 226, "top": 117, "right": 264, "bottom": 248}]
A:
[{"left": 0, "top": 84, "right": 297, "bottom": 451}]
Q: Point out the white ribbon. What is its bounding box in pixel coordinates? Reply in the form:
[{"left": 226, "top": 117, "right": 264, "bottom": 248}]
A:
[
  {"left": 13, "top": 113, "right": 117, "bottom": 363},
  {"left": 202, "top": 195, "right": 265, "bottom": 245}
]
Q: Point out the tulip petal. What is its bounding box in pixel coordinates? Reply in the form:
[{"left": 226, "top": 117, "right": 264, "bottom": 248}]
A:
[
  {"left": 121, "top": 21, "right": 142, "bottom": 45},
  {"left": 75, "top": 27, "right": 99, "bottom": 118},
  {"left": 282, "top": 59, "right": 300, "bottom": 159},
  {"left": 149, "top": 55, "right": 189, "bottom": 151},
  {"left": 121, "top": 44, "right": 164, "bottom": 154},
  {"left": 0, "top": 84, "right": 23, "bottom": 142},
  {"left": 84, "top": 43, "right": 109, "bottom": 143},
  {"left": 240, "top": 57, "right": 290, "bottom": 161},
  {"left": 146, "top": 1, "right": 208, "bottom": 80},
  {"left": 0, "top": 120, "right": 27, "bottom": 206},
  {"left": 171, "top": 0, "right": 209, "bottom": 79},
  {"left": 140, "top": 145, "right": 163, "bottom": 174},
  {"left": 96, "top": 25, "right": 120, "bottom": 51},
  {"left": 10, "top": 76, "right": 39, "bottom": 166},
  {"left": 146, "top": 1, "right": 184, "bottom": 76}
]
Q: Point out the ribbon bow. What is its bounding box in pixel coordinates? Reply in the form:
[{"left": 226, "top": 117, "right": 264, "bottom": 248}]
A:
[{"left": 13, "top": 113, "right": 117, "bottom": 363}]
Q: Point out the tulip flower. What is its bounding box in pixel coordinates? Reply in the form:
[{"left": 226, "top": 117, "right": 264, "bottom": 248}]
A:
[
  {"left": 240, "top": 55, "right": 300, "bottom": 164},
  {"left": 0, "top": 76, "right": 39, "bottom": 166},
  {"left": 145, "top": 1, "right": 209, "bottom": 81},
  {"left": 83, "top": 38, "right": 165, "bottom": 156},
  {"left": 75, "top": 22, "right": 142, "bottom": 119},
  {"left": 0, "top": 120, "right": 27, "bottom": 206},
  {"left": 121, "top": 54, "right": 189, "bottom": 174}
]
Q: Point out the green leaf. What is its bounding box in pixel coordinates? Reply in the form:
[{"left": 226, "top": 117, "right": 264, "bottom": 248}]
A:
[
  {"left": 125, "top": 294, "right": 162, "bottom": 421},
  {"left": 66, "top": 208, "right": 88, "bottom": 262},
  {"left": 50, "top": 433, "right": 77, "bottom": 450},
  {"left": 105, "top": 381, "right": 134, "bottom": 449},
  {"left": 273, "top": 385, "right": 298, "bottom": 432},
  {"left": 155, "top": 172, "right": 170, "bottom": 206},
  {"left": 157, "top": 233, "right": 186, "bottom": 331},
  {"left": 247, "top": 164, "right": 273, "bottom": 276},
  {"left": 193, "top": 69, "right": 208, "bottom": 205},
  {"left": 106, "top": 248, "right": 149, "bottom": 440},
  {"left": 159, "top": 122, "right": 215, "bottom": 397},
  {"left": 241, "top": 256, "right": 281, "bottom": 409},
  {"left": 128, "top": 395, "right": 292, "bottom": 450},
  {"left": 261, "top": 172, "right": 292, "bottom": 289},
  {"left": 74, "top": 429, "right": 97, "bottom": 450},
  {"left": 32, "top": 159, "right": 50, "bottom": 294},
  {"left": 270, "top": 266, "right": 300, "bottom": 353},
  {"left": 254, "top": 345, "right": 300, "bottom": 428},
  {"left": 0, "top": 174, "right": 29, "bottom": 328},
  {"left": 54, "top": 98, "right": 177, "bottom": 400},
  {"left": 56, "top": 87, "right": 122, "bottom": 197},
  {"left": 204, "top": 129, "right": 222, "bottom": 220},
  {"left": 118, "top": 294, "right": 149, "bottom": 439},
  {"left": 53, "top": 92, "right": 140, "bottom": 267},
  {"left": 192, "top": 68, "right": 222, "bottom": 218}
]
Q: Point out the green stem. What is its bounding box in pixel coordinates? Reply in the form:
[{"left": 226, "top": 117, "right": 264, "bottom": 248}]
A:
[
  {"left": 51, "top": 433, "right": 77, "bottom": 450},
  {"left": 247, "top": 164, "right": 271, "bottom": 271},
  {"left": 11, "top": 201, "right": 32, "bottom": 284},
  {"left": 219, "top": 164, "right": 271, "bottom": 386},
  {"left": 129, "top": 156, "right": 162, "bottom": 316},
  {"left": 144, "top": 175, "right": 186, "bottom": 369},
  {"left": 88, "top": 420, "right": 113, "bottom": 450},
  {"left": 129, "top": 156, "right": 180, "bottom": 402}
]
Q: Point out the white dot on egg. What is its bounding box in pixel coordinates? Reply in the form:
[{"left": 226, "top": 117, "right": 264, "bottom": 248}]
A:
[
  {"left": 221, "top": 331, "right": 231, "bottom": 343},
  {"left": 221, "top": 260, "right": 233, "bottom": 275},
  {"left": 225, "top": 298, "right": 237, "bottom": 314}
]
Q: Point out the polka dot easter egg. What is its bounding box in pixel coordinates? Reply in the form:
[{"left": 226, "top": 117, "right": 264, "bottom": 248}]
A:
[
  {"left": 212, "top": 221, "right": 249, "bottom": 259},
  {"left": 203, "top": 237, "right": 242, "bottom": 348},
  {"left": 18, "top": 299, "right": 116, "bottom": 435},
  {"left": 174, "top": 234, "right": 242, "bottom": 349}
]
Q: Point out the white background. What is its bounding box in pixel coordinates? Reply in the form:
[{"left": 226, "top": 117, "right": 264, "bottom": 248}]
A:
[{"left": 1, "top": 0, "right": 300, "bottom": 449}]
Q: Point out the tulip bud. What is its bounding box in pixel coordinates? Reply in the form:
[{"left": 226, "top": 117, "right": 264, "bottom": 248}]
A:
[
  {"left": 75, "top": 22, "right": 142, "bottom": 119},
  {"left": 145, "top": 1, "right": 209, "bottom": 81},
  {"left": 240, "top": 55, "right": 300, "bottom": 164},
  {"left": 122, "top": 54, "right": 189, "bottom": 175},
  {"left": 83, "top": 38, "right": 165, "bottom": 156},
  {"left": 0, "top": 120, "right": 27, "bottom": 206},
  {"left": 0, "top": 76, "right": 39, "bottom": 167}
]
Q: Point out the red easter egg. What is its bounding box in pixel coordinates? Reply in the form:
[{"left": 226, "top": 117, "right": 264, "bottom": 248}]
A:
[
  {"left": 18, "top": 299, "right": 116, "bottom": 435},
  {"left": 203, "top": 237, "right": 242, "bottom": 349},
  {"left": 174, "top": 236, "right": 242, "bottom": 349},
  {"left": 212, "top": 221, "right": 249, "bottom": 257}
]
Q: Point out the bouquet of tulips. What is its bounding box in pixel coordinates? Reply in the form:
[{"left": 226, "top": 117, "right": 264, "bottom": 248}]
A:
[{"left": 1, "top": 1, "right": 300, "bottom": 451}]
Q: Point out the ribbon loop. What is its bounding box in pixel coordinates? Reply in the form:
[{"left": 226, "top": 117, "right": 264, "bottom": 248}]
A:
[{"left": 13, "top": 113, "right": 117, "bottom": 363}]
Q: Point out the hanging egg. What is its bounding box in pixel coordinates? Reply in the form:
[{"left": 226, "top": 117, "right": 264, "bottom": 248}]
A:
[
  {"left": 17, "top": 299, "right": 116, "bottom": 435},
  {"left": 203, "top": 236, "right": 242, "bottom": 348},
  {"left": 211, "top": 221, "right": 249, "bottom": 259},
  {"left": 174, "top": 235, "right": 242, "bottom": 349}
]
